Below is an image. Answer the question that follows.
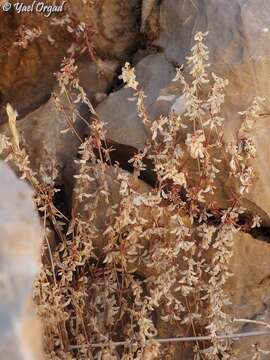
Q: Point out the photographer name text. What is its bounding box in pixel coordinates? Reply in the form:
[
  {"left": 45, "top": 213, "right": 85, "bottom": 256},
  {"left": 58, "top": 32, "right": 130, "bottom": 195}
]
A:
[{"left": 2, "top": 1, "right": 66, "bottom": 17}]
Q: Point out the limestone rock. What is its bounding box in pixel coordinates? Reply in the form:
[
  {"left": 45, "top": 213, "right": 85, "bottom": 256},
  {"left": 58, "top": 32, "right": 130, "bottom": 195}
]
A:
[
  {"left": 141, "top": 0, "right": 160, "bottom": 42},
  {"left": 78, "top": 59, "right": 119, "bottom": 104},
  {"left": 226, "top": 232, "right": 270, "bottom": 359},
  {"left": 0, "top": 0, "right": 70, "bottom": 123},
  {"left": 226, "top": 233, "right": 270, "bottom": 323},
  {"left": 0, "top": 94, "right": 86, "bottom": 185},
  {"left": 141, "top": 0, "right": 157, "bottom": 32},
  {"left": 232, "top": 308, "right": 270, "bottom": 360},
  {"left": 70, "top": 0, "right": 142, "bottom": 59},
  {"left": 0, "top": 162, "right": 43, "bottom": 360}
]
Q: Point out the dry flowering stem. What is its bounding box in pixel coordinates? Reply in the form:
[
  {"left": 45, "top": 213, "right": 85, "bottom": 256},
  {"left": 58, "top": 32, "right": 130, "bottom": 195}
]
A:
[
  {"left": 106, "top": 31, "right": 263, "bottom": 359},
  {"left": 51, "top": 11, "right": 98, "bottom": 63},
  {"left": 0, "top": 32, "right": 264, "bottom": 360}
]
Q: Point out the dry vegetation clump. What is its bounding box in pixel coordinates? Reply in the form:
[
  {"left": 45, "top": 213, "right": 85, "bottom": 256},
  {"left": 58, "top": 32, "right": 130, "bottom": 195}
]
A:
[{"left": 0, "top": 32, "right": 264, "bottom": 359}]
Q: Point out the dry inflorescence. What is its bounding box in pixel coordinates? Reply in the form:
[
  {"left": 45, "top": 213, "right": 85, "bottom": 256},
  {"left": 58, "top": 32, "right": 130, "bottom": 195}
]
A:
[{"left": 0, "top": 32, "right": 264, "bottom": 359}]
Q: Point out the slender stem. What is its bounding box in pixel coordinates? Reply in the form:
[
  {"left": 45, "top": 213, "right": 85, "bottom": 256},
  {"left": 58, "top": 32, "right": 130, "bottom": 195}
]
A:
[
  {"left": 69, "top": 330, "right": 270, "bottom": 350},
  {"left": 234, "top": 318, "right": 270, "bottom": 329}
]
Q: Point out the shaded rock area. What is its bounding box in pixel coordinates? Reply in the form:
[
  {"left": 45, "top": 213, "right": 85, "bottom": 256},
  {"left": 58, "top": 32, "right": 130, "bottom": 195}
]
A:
[{"left": 0, "top": 162, "right": 42, "bottom": 360}]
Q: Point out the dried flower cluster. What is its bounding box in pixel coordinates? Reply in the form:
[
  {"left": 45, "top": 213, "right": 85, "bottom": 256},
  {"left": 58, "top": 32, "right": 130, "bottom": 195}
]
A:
[
  {"left": 14, "top": 25, "right": 42, "bottom": 49},
  {"left": 0, "top": 32, "right": 263, "bottom": 359},
  {"left": 51, "top": 12, "right": 97, "bottom": 61}
]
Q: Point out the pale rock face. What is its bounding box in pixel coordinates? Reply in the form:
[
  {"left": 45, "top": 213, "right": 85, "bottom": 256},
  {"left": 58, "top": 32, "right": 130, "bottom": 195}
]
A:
[
  {"left": 226, "top": 232, "right": 270, "bottom": 359},
  {"left": 0, "top": 94, "right": 83, "bottom": 185},
  {"left": 227, "top": 233, "right": 270, "bottom": 320},
  {"left": 141, "top": 0, "right": 158, "bottom": 32},
  {"left": 0, "top": 162, "right": 42, "bottom": 360}
]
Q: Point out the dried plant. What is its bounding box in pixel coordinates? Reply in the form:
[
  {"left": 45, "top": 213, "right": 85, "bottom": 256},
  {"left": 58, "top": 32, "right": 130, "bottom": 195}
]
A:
[
  {"left": 14, "top": 25, "right": 42, "bottom": 49},
  {"left": 0, "top": 32, "right": 264, "bottom": 360}
]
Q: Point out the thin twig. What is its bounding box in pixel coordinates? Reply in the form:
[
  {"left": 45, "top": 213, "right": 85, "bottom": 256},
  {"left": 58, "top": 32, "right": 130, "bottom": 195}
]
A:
[
  {"left": 234, "top": 318, "right": 270, "bottom": 329},
  {"left": 43, "top": 208, "right": 57, "bottom": 286},
  {"left": 69, "top": 331, "right": 270, "bottom": 350}
]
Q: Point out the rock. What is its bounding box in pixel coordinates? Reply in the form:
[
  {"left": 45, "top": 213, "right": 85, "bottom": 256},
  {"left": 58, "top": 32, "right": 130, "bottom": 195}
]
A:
[
  {"left": 69, "top": 0, "right": 142, "bottom": 59},
  {"left": 97, "top": 53, "right": 175, "bottom": 149},
  {"left": 77, "top": 59, "right": 119, "bottom": 104},
  {"left": 226, "top": 233, "right": 270, "bottom": 323},
  {"left": 153, "top": 0, "right": 198, "bottom": 65},
  {"left": 225, "top": 232, "right": 270, "bottom": 359},
  {"left": 141, "top": 0, "right": 157, "bottom": 32},
  {"left": 232, "top": 308, "right": 270, "bottom": 360},
  {"left": 141, "top": 0, "right": 160, "bottom": 42},
  {"left": 0, "top": 57, "right": 118, "bottom": 206},
  {"left": 0, "top": 162, "right": 42, "bottom": 360},
  {"left": 0, "top": 94, "right": 86, "bottom": 185},
  {"left": 0, "top": 0, "right": 70, "bottom": 123},
  {"left": 0, "top": 56, "right": 118, "bottom": 183},
  {"left": 155, "top": 0, "right": 270, "bottom": 69}
]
